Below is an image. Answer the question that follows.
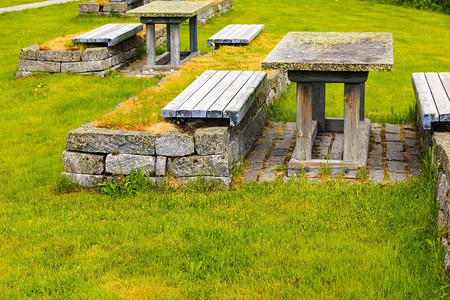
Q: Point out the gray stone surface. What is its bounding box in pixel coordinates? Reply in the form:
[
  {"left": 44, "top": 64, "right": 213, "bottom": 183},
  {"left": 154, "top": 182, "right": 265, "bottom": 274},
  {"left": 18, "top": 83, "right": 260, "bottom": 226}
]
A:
[
  {"left": 371, "top": 133, "right": 381, "bottom": 143},
  {"left": 195, "top": 127, "right": 229, "bottom": 155},
  {"left": 247, "top": 162, "right": 263, "bottom": 171},
  {"left": 274, "top": 138, "right": 292, "bottom": 149},
  {"left": 168, "top": 155, "right": 229, "bottom": 177},
  {"left": 368, "top": 169, "right": 385, "bottom": 183},
  {"left": 405, "top": 138, "right": 418, "bottom": 148},
  {"left": 62, "top": 172, "right": 106, "bottom": 188},
  {"left": 385, "top": 133, "right": 401, "bottom": 142},
  {"left": 156, "top": 156, "right": 167, "bottom": 176},
  {"left": 267, "top": 155, "right": 286, "bottom": 165},
  {"left": 243, "top": 171, "right": 259, "bottom": 182},
  {"left": 389, "top": 173, "right": 407, "bottom": 183},
  {"left": 37, "top": 50, "right": 81, "bottom": 62},
  {"left": 367, "top": 156, "right": 382, "bottom": 169},
  {"left": 105, "top": 153, "right": 156, "bottom": 175},
  {"left": 19, "top": 44, "right": 39, "bottom": 60},
  {"left": 66, "top": 123, "right": 156, "bottom": 155},
  {"left": 387, "top": 161, "right": 405, "bottom": 173},
  {"left": 404, "top": 130, "right": 416, "bottom": 139},
  {"left": 247, "top": 151, "right": 266, "bottom": 163},
  {"left": 61, "top": 60, "right": 109, "bottom": 73},
  {"left": 312, "top": 146, "right": 329, "bottom": 159},
  {"left": 103, "top": 2, "right": 127, "bottom": 12},
  {"left": 262, "top": 32, "right": 393, "bottom": 72},
  {"left": 385, "top": 124, "right": 400, "bottom": 134},
  {"left": 271, "top": 148, "right": 289, "bottom": 156},
  {"left": 17, "top": 59, "right": 60, "bottom": 72},
  {"left": 62, "top": 150, "right": 104, "bottom": 175},
  {"left": 285, "top": 122, "right": 296, "bottom": 130},
  {"left": 156, "top": 132, "right": 194, "bottom": 157},
  {"left": 386, "top": 151, "right": 404, "bottom": 161},
  {"left": 259, "top": 172, "right": 277, "bottom": 182},
  {"left": 78, "top": 2, "right": 100, "bottom": 13},
  {"left": 386, "top": 142, "right": 403, "bottom": 152},
  {"left": 81, "top": 47, "right": 110, "bottom": 61}
]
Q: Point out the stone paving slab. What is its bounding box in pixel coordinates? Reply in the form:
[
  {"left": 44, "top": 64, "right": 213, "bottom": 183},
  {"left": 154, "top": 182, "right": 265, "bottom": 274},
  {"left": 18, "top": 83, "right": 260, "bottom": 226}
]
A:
[{"left": 243, "top": 122, "right": 423, "bottom": 183}]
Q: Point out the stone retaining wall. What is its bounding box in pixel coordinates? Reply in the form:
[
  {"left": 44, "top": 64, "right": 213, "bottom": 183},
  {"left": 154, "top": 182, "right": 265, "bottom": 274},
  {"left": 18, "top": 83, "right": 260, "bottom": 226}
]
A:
[
  {"left": 61, "top": 70, "right": 289, "bottom": 188},
  {"left": 79, "top": 0, "right": 233, "bottom": 23},
  {"left": 16, "top": 35, "right": 147, "bottom": 78},
  {"left": 433, "top": 132, "right": 450, "bottom": 276}
]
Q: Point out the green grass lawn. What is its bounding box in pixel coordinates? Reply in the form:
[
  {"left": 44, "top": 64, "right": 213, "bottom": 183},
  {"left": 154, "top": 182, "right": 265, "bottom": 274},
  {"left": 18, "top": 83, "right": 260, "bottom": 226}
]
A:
[
  {"left": 0, "top": 0, "right": 80, "bottom": 8},
  {"left": 0, "top": 0, "right": 449, "bottom": 298}
]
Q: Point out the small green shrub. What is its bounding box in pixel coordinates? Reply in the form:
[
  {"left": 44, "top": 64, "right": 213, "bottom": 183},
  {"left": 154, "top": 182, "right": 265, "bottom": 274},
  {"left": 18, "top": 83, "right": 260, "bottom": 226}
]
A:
[{"left": 98, "top": 169, "right": 154, "bottom": 196}]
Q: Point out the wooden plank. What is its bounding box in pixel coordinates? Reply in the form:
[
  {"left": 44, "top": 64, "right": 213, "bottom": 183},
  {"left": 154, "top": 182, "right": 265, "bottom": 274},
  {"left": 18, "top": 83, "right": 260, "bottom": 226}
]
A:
[
  {"left": 312, "top": 83, "right": 325, "bottom": 132},
  {"left": 177, "top": 71, "right": 229, "bottom": 117},
  {"left": 146, "top": 24, "right": 155, "bottom": 67},
  {"left": 427, "top": 72, "right": 450, "bottom": 122},
  {"left": 189, "top": 16, "right": 198, "bottom": 53},
  {"left": 221, "top": 25, "right": 249, "bottom": 44},
  {"left": 343, "top": 83, "right": 360, "bottom": 162},
  {"left": 161, "top": 71, "right": 216, "bottom": 117},
  {"left": 359, "top": 82, "right": 365, "bottom": 121},
  {"left": 72, "top": 24, "right": 143, "bottom": 47},
  {"left": 224, "top": 71, "right": 267, "bottom": 126},
  {"left": 213, "top": 25, "right": 240, "bottom": 44},
  {"left": 288, "top": 71, "right": 368, "bottom": 83},
  {"left": 192, "top": 71, "right": 242, "bottom": 118},
  {"left": 232, "top": 24, "right": 264, "bottom": 44},
  {"left": 166, "top": 25, "right": 171, "bottom": 52},
  {"left": 207, "top": 71, "right": 254, "bottom": 118},
  {"left": 412, "top": 72, "right": 439, "bottom": 130},
  {"left": 293, "top": 82, "right": 312, "bottom": 161},
  {"left": 325, "top": 118, "right": 344, "bottom": 132},
  {"left": 439, "top": 72, "right": 450, "bottom": 99},
  {"left": 169, "top": 24, "right": 180, "bottom": 67},
  {"left": 207, "top": 24, "right": 238, "bottom": 46}
]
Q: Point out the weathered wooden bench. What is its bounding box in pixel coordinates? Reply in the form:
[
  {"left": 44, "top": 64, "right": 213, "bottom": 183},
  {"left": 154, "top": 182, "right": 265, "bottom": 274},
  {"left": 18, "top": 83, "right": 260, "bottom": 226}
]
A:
[
  {"left": 412, "top": 72, "right": 450, "bottom": 130},
  {"left": 161, "top": 70, "right": 267, "bottom": 126},
  {"left": 207, "top": 24, "right": 264, "bottom": 47},
  {"left": 72, "top": 23, "right": 143, "bottom": 47}
]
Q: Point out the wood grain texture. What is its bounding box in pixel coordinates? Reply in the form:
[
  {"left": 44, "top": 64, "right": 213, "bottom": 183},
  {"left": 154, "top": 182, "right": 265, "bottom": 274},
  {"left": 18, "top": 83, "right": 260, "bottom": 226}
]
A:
[
  {"left": 412, "top": 72, "right": 439, "bottom": 130},
  {"left": 72, "top": 23, "right": 143, "bottom": 47},
  {"left": 189, "top": 16, "right": 198, "bottom": 53},
  {"left": 207, "top": 24, "right": 264, "bottom": 46},
  {"left": 146, "top": 23, "right": 155, "bottom": 66},
  {"left": 293, "top": 83, "right": 312, "bottom": 161},
  {"left": 169, "top": 24, "right": 180, "bottom": 67},
  {"left": 312, "top": 83, "right": 325, "bottom": 132},
  {"left": 343, "top": 83, "right": 360, "bottom": 162},
  {"left": 426, "top": 72, "right": 450, "bottom": 122}
]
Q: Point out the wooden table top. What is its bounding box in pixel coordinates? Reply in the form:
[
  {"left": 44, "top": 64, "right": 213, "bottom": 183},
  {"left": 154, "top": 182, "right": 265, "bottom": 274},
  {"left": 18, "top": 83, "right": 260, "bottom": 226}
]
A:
[
  {"left": 127, "top": 1, "right": 214, "bottom": 18},
  {"left": 262, "top": 32, "right": 394, "bottom": 72}
]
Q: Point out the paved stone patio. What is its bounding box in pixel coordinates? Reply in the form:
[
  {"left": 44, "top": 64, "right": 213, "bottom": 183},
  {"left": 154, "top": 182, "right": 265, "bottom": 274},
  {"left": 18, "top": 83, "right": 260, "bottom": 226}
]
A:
[{"left": 243, "top": 122, "right": 422, "bottom": 183}]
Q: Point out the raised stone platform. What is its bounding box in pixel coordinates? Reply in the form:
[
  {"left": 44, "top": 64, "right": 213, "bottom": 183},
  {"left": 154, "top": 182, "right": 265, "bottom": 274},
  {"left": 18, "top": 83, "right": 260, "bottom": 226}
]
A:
[
  {"left": 16, "top": 35, "right": 144, "bottom": 78},
  {"left": 61, "top": 70, "right": 289, "bottom": 187}
]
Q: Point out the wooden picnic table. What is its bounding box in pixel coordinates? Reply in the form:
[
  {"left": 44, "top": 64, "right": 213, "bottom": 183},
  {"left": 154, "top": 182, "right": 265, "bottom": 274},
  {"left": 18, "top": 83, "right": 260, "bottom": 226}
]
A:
[
  {"left": 127, "top": 1, "right": 214, "bottom": 73},
  {"left": 262, "top": 32, "right": 393, "bottom": 175}
]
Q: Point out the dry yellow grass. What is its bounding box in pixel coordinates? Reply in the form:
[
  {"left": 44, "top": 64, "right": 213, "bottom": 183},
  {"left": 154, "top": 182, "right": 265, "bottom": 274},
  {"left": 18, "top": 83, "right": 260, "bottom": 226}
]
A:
[
  {"left": 95, "top": 33, "right": 281, "bottom": 132},
  {"left": 39, "top": 31, "right": 91, "bottom": 50}
]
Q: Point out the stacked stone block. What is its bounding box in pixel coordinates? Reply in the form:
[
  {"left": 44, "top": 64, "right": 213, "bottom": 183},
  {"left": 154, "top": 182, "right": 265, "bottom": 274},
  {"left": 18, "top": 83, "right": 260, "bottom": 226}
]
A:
[
  {"left": 62, "top": 70, "right": 289, "bottom": 188},
  {"left": 16, "top": 36, "right": 145, "bottom": 78}
]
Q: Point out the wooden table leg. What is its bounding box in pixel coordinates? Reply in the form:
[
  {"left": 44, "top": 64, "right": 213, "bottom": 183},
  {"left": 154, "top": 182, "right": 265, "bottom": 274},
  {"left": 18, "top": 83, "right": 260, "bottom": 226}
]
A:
[
  {"left": 359, "top": 82, "right": 365, "bottom": 121},
  {"left": 293, "top": 82, "right": 312, "bottom": 161},
  {"left": 189, "top": 16, "right": 198, "bottom": 53},
  {"left": 344, "top": 83, "right": 361, "bottom": 161},
  {"left": 145, "top": 23, "right": 156, "bottom": 68},
  {"left": 169, "top": 24, "right": 180, "bottom": 67},
  {"left": 312, "top": 82, "right": 325, "bottom": 132},
  {"left": 166, "top": 25, "right": 171, "bottom": 52}
]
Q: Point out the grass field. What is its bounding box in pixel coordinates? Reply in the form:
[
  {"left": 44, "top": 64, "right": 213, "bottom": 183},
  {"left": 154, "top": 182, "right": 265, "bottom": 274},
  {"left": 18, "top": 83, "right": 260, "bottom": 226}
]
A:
[{"left": 0, "top": 0, "right": 449, "bottom": 298}]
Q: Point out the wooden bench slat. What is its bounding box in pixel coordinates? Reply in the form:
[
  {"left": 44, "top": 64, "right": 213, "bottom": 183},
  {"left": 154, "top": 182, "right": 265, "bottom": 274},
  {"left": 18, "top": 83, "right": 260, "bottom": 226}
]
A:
[
  {"left": 161, "top": 70, "right": 217, "bottom": 118},
  {"left": 176, "top": 71, "right": 229, "bottom": 118},
  {"left": 207, "top": 71, "right": 254, "bottom": 118},
  {"left": 192, "top": 71, "right": 242, "bottom": 118},
  {"left": 72, "top": 23, "right": 143, "bottom": 47},
  {"left": 412, "top": 72, "right": 439, "bottom": 130},
  {"left": 221, "top": 25, "right": 249, "bottom": 43},
  {"left": 207, "top": 24, "right": 238, "bottom": 46},
  {"left": 232, "top": 24, "right": 264, "bottom": 44},
  {"left": 207, "top": 24, "right": 264, "bottom": 47},
  {"left": 224, "top": 71, "right": 267, "bottom": 126},
  {"left": 439, "top": 72, "right": 450, "bottom": 104},
  {"left": 426, "top": 72, "right": 450, "bottom": 122}
]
